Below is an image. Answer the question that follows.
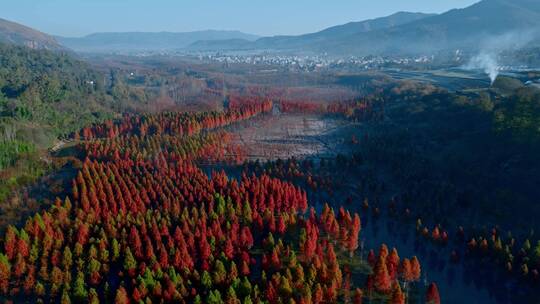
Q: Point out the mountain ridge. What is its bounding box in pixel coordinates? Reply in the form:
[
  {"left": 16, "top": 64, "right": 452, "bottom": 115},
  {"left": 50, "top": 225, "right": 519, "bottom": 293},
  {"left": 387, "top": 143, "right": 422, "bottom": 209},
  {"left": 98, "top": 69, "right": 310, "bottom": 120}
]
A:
[
  {"left": 189, "top": 0, "right": 540, "bottom": 56},
  {"left": 57, "top": 30, "right": 260, "bottom": 53},
  {"left": 189, "top": 11, "right": 436, "bottom": 52},
  {"left": 0, "top": 18, "right": 66, "bottom": 51},
  {"left": 325, "top": 0, "right": 540, "bottom": 55}
]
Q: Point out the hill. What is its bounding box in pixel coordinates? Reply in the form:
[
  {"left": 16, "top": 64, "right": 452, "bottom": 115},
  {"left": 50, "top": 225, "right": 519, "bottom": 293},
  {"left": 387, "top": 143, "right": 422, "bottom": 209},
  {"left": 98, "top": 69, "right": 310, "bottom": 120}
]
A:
[
  {"left": 0, "top": 41, "right": 123, "bottom": 199},
  {"left": 57, "top": 30, "right": 260, "bottom": 53},
  {"left": 0, "top": 42, "right": 120, "bottom": 149},
  {"left": 0, "top": 18, "right": 65, "bottom": 51}
]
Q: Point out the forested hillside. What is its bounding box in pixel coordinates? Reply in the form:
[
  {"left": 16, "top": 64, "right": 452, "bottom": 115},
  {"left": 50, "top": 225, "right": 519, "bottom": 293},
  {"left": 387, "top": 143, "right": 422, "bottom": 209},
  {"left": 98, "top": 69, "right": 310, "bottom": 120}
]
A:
[
  {"left": 0, "top": 43, "right": 113, "bottom": 136},
  {"left": 0, "top": 43, "right": 134, "bottom": 200}
]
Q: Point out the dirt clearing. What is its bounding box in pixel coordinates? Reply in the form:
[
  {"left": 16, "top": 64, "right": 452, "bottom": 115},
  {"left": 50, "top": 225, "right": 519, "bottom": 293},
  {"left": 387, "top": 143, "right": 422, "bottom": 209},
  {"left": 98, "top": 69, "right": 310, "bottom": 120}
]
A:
[{"left": 227, "top": 112, "right": 355, "bottom": 161}]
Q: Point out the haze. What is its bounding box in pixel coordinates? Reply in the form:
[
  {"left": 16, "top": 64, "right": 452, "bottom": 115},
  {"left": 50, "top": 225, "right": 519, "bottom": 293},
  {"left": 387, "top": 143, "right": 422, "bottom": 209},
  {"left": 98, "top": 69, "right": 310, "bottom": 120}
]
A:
[{"left": 5, "top": 0, "right": 478, "bottom": 37}]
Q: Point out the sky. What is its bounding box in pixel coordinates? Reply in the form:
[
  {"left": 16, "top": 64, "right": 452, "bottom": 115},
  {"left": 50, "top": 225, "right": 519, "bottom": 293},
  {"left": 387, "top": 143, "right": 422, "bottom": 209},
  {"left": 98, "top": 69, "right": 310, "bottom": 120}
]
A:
[{"left": 3, "top": 0, "right": 480, "bottom": 37}]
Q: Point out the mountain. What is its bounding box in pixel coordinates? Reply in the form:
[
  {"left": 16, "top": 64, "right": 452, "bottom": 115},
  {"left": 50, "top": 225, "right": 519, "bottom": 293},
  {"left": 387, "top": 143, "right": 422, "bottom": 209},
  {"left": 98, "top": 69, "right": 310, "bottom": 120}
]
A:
[
  {"left": 254, "top": 12, "right": 436, "bottom": 50},
  {"left": 0, "top": 18, "right": 65, "bottom": 51},
  {"left": 57, "top": 30, "right": 260, "bottom": 53},
  {"left": 189, "top": 11, "right": 435, "bottom": 51},
  {"left": 190, "top": 0, "right": 540, "bottom": 56},
  {"left": 327, "top": 0, "right": 540, "bottom": 55}
]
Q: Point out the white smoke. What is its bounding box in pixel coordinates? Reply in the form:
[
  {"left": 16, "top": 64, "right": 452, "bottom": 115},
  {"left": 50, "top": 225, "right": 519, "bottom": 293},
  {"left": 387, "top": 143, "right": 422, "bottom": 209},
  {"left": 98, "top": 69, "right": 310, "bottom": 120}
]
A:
[
  {"left": 464, "top": 30, "right": 539, "bottom": 85},
  {"left": 467, "top": 52, "right": 500, "bottom": 84}
]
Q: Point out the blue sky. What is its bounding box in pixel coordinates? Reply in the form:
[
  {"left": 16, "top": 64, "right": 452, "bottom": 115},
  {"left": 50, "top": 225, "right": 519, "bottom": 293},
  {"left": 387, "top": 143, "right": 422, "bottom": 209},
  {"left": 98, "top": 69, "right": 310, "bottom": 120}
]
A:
[{"left": 3, "top": 0, "right": 479, "bottom": 37}]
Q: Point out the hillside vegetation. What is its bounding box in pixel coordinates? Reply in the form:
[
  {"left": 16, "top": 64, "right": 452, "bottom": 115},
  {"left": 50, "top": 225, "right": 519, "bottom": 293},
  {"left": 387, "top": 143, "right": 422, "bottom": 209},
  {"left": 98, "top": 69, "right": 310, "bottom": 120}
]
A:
[{"left": 0, "top": 43, "right": 140, "bottom": 200}]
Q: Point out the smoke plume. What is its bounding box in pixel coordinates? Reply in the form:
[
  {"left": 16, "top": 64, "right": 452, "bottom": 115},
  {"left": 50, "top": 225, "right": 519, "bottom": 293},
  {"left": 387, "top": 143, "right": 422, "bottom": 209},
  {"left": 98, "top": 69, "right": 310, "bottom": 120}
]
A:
[
  {"left": 467, "top": 52, "right": 500, "bottom": 84},
  {"left": 464, "top": 30, "right": 539, "bottom": 85}
]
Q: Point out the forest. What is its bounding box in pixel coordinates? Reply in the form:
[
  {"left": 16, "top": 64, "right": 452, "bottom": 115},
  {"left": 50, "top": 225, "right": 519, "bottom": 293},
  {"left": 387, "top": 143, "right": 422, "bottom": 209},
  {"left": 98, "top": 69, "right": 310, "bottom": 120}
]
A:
[
  {"left": 1, "top": 36, "right": 540, "bottom": 304},
  {"left": 0, "top": 95, "right": 442, "bottom": 304}
]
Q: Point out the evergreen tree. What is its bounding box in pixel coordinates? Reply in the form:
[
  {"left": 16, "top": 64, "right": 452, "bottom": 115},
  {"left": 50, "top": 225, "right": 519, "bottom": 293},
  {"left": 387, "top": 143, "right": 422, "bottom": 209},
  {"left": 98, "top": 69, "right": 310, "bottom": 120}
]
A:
[
  {"left": 373, "top": 256, "right": 391, "bottom": 294},
  {"left": 123, "top": 247, "right": 137, "bottom": 276},
  {"left": 426, "top": 283, "right": 441, "bottom": 304},
  {"left": 390, "top": 282, "right": 405, "bottom": 304},
  {"left": 73, "top": 271, "right": 88, "bottom": 300},
  {"left": 114, "top": 286, "right": 129, "bottom": 304},
  {"left": 202, "top": 271, "right": 213, "bottom": 290}
]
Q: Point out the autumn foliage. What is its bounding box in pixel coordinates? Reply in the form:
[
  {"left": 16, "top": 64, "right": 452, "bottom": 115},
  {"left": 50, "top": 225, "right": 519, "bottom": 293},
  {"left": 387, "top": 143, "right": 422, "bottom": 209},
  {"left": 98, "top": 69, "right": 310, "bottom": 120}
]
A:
[{"left": 0, "top": 98, "right": 429, "bottom": 303}]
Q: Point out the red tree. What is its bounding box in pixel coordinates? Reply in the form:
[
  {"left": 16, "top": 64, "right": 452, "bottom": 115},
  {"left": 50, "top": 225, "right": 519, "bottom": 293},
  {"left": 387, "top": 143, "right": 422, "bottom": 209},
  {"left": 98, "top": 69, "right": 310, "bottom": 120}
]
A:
[
  {"left": 353, "top": 288, "right": 363, "bottom": 304},
  {"left": 115, "top": 286, "right": 130, "bottom": 304},
  {"left": 411, "top": 256, "right": 421, "bottom": 281},
  {"left": 373, "top": 256, "right": 391, "bottom": 294},
  {"left": 426, "top": 282, "right": 441, "bottom": 304},
  {"left": 347, "top": 214, "right": 361, "bottom": 256},
  {"left": 390, "top": 282, "right": 405, "bottom": 304}
]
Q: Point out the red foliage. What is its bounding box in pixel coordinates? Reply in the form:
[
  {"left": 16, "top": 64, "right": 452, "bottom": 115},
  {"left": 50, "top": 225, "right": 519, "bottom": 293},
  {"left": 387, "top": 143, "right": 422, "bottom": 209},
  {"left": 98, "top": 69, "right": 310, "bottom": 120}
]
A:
[
  {"left": 373, "top": 256, "right": 392, "bottom": 294},
  {"left": 0, "top": 100, "right": 425, "bottom": 303},
  {"left": 426, "top": 282, "right": 441, "bottom": 304}
]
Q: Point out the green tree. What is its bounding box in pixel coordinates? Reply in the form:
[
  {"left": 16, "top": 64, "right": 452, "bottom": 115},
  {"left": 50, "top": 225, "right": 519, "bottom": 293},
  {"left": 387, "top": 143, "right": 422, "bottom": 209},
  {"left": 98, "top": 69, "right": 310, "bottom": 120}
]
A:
[
  {"left": 123, "top": 247, "right": 137, "bottom": 275},
  {"left": 111, "top": 239, "right": 120, "bottom": 262},
  {"left": 201, "top": 270, "right": 213, "bottom": 290},
  {"left": 62, "top": 247, "right": 73, "bottom": 270},
  {"left": 207, "top": 290, "right": 223, "bottom": 304},
  {"left": 242, "top": 200, "right": 252, "bottom": 223},
  {"left": 88, "top": 288, "right": 100, "bottom": 304},
  {"left": 533, "top": 241, "right": 540, "bottom": 265},
  {"left": 61, "top": 288, "right": 71, "bottom": 304},
  {"left": 279, "top": 276, "right": 293, "bottom": 297},
  {"left": 73, "top": 271, "right": 88, "bottom": 300},
  {"left": 226, "top": 286, "right": 240, "bottom": 304},
  {"left": 214, "top": 260, "right": 227, "bottom": 284},
  {"left": 239, "top": 277, "right": 252, "bottom": 298}
]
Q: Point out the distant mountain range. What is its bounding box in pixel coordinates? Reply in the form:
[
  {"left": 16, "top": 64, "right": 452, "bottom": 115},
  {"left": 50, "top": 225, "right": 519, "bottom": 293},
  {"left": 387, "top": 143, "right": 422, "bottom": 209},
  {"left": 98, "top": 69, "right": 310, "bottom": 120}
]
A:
[
  {"left": 189, "top": 0, "right": 540, "bottom": 56},
  {"left": 1, "top": 0, "right": 539, "bottom": 57},
  {"left": 0, "top": 18, "right": 65, "bottom": 51},
  {"left": 56, "top": 31, "right": 260, "bottom": 53},
  {"left": 189, "top": 12, "right": 435, "bottom": 52}
]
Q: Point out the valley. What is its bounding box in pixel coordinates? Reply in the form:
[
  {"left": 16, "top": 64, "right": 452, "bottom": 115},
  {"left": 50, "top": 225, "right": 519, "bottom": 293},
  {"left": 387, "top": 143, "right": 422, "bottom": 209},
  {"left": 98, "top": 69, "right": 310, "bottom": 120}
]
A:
[
  {"left": 1, "top": 1, "right": 540, "bottom": 303},
  {"left": 1, "top": 49, "right": 539, "bottom": 302}
]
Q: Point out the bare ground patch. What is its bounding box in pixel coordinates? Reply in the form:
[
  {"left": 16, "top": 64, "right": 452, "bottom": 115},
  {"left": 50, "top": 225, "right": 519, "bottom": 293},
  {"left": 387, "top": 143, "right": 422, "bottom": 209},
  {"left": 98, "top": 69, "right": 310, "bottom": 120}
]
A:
[{"left": 227, "top": 112, "right": 356, "bottom": 161}]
